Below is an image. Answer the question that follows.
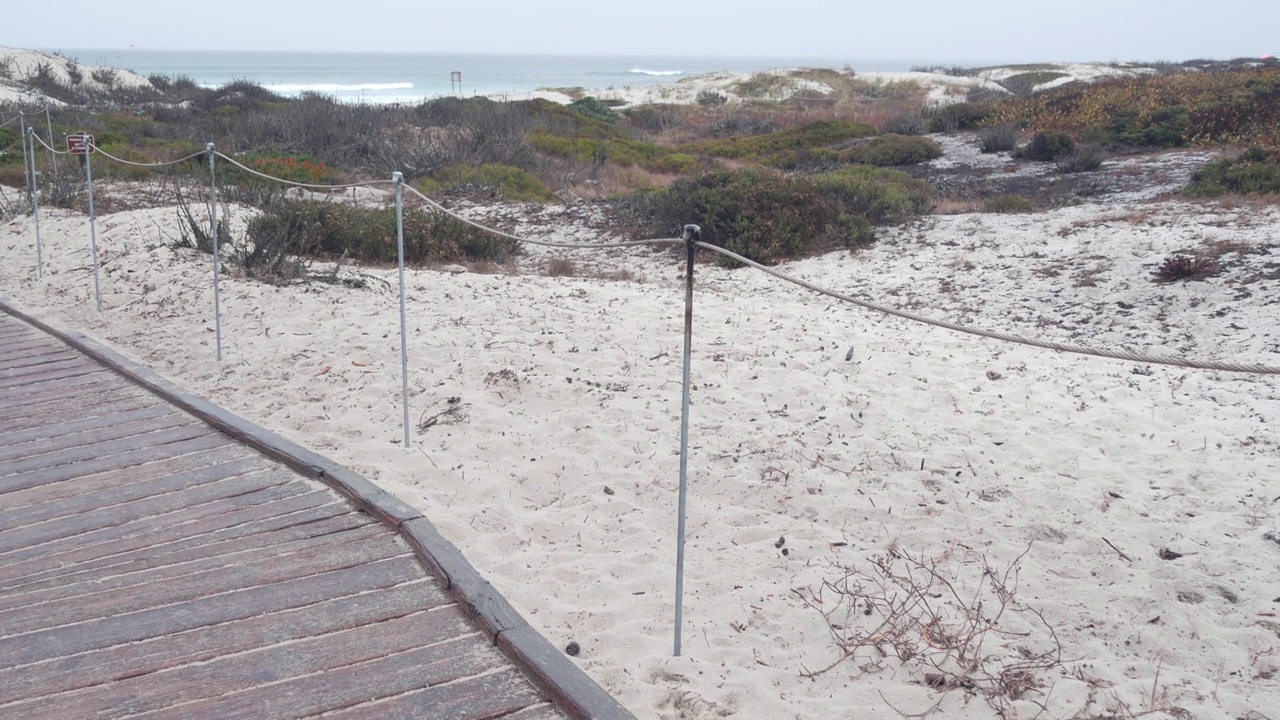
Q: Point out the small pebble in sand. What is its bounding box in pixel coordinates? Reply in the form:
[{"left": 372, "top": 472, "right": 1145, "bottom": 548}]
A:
[{"left": 565, "top": 641, "right": 580, "bottom": 656}]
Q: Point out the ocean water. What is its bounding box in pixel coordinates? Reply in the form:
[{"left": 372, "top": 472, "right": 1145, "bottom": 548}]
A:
[{"left": 56, "top": 49, "right": 920, "bottom": 105}]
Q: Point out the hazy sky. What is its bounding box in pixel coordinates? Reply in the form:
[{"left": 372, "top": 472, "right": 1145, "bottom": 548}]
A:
[{"left": 4, "top": 0, "right": 1276, "bottom": 63}]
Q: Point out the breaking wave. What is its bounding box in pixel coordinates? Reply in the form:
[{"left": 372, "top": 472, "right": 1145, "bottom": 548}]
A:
[
  {"left": 629, "top": 68, "right": 682, "bottom": 76},
  {"left": 265, "top": 82, "right": 415, "bottom": 93}
]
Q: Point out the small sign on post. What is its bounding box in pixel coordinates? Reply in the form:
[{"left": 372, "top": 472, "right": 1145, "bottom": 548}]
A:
[{"left": 67, "top": 134, "right": 95, "bottom": 155}]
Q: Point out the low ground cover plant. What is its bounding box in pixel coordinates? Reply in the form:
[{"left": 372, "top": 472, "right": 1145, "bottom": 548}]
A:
[
  {"left": 1185, "top": 147, "right": 1280, "bottom": 196},
  {"left": 620, "top": 165, "right": 930, "bottom": 265},
  {"left": 244, "top": 200, "right": 519, "bottom": 275}
]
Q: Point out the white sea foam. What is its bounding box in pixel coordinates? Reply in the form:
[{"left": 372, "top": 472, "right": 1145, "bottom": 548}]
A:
[
  {"left": 264, "top": 82, "right": 415, "bottom": 93},
  {"left": 628, "top": 68, "right": 682, "bottom": 76}
]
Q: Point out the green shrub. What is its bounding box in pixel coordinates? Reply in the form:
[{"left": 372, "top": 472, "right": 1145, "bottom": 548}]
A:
[
  {"left": 244, "top": 201, "right": 519, "bottom": 274},
  {"left": 529, "top": 133, "right": 696, "bottom": 174},
  {"left": 1018, "top": 131, "right": 1076, "bottom": 161},
  {"left": 420, "top": 164, "right": 557, "bottom": 202},
  {"left": 981, "top": 195, "right": 1037, "bottom": 213},
  {"left": 1055, "top": 146, "right": 1106, "bottom": 173},
  {"left": 979, "top": 125, "right": 1018, "bottom": 153},
  {"left": 841, "top": 134, "right": 942, "bottom": 166},
  {"left": 1099, "top": 106, "right": 1189, "bottom": 148},
  {"left": 622, "top": 165, "right": 930, "bottom": 265},
  {"left": 1185, "top": 148, "right": 1280, "bottom": 196},
  {"left": 733, "top": 72, "right": 792, "bottom": 98},
  {"left": 926, "top": 102, "right": 993, "bottom": 132},
  {"left": 812, "top": 166, "right": 934, "bottom": 224},
  {"left": 569, "top": 96, "right": 620, "bottom": 124},
  {"left": 682, "top": 120, "right": 877, "bottom": 162},
  {"left": 696, "top": 90, "right": 729, "bottom": 106},
  {"left": 0, "top": 128, "right": 21, "bottom": 166}
]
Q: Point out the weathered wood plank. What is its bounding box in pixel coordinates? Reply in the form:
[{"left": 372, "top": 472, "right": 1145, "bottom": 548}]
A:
[
  {"left": 0, "top": 388, "right": 156, "bottom": 435},
  {"left": 0, "top": 523, "right": 387, "bottom": 611},
  {"left": 0, "top": 361, "right": 106, "bottom": 390},
  {"left": 0, "top": 474, "right": 311, "bottom": 568},
  {"left": 0, "top": 405, "right": 183, "bottom": 462},
  {"left": 0, "top": 430, "right": 231, "bottom": 495},
  {"left": 0, "top": 529, "right": 410, "bottom": 636},
  {"left": 0, "top": 466, "right": 290, "bottom": 554},
  {"left": 129, "top": 635, "right": 507, "bottom": 720},
  {"left": 0, "top": 443, "right": 254, "bottom": 513},
  {"left": 0, "top": 555, "right": 427, "bottom": 668},
  {"left": 0, "top": 368, "right": 115, "bottom": 404},
  {"left": 0, "top": 419, "right": 211, "bottom": 479},
  {"left": 0, "top": 379, "right": 143, "bottom": 418},
  {"left": 0, "top": 348, "right": 80, "bottom": 371},
  {"left": 13, "top": 608, "right": 482, "bottom": 719},
  {"left": 0, "top": 497, "right": 351, "bottom": 587},
  {"left": 315, "top": 668, "right": 547, "bottom": 720},
  {"left": 0, "top": 578, "right": 449, "bottom": 704},
  {"left": 0, "top": 337, "right": 64, "bottom": 358},
  {"left": 0, "top": 355, "right": 99, "bottom": 381},
  {"left": 3, "top": 510, "right": 375, "bottom": 596}
]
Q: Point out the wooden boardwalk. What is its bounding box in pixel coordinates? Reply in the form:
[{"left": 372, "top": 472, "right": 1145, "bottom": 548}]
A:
[{"left": 0, "top": 309, "right": 630, "bottom": 720}]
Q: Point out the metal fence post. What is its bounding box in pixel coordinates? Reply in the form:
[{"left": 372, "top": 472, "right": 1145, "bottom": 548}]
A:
[
  {"left": 44, "top": 106, "right": 57, "bottom": 183},
  {"left": 18, "top": 112, "right": 32, "bottom": 209},
  {"left": 393, "top": 172, "right": 411, "bottom": 450},
  {"left": 673, "top": 223, "right": 700, "bottom": 657},
  {"left": 28, "top": 129, "right": 43, "bottom": 278},
  {"left": 208, "top": 143, "right": 223, "bottom": 361},
  {"left": 84, "top": 133, "right": 103, "bottom": 312}
]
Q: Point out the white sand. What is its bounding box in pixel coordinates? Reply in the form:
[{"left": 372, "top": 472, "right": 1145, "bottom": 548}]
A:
[
  {"left": 0, "top": 46, "right": 153, "bottom": 107},
  {"left": 3, "top": 181, "right": 1280, "bottom": 719}
]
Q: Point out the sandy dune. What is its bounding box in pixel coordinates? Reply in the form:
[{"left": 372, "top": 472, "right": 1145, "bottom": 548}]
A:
[{"left": 2, "top": 179, "right": 1279, "bottom": 719}]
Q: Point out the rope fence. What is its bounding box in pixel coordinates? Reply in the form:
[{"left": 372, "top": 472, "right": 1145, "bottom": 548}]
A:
[{"left": 11, "top": 127, "right": 1280, "bottom": 658}]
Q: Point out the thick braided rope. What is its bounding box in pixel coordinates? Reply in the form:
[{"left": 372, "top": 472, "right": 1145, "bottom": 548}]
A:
[
  {"left": 95, "top": 147, "right": 207, "bottom": 168},
  {"left": 696, "top": 241, "right": 1280, "bottom": 375},
  {"left": 0, "top": 115, "right": 20, "bottom": 129},
  {"left": 402, "top": 184, "right": 682, "bottom": 250},
  {"left": 30, "top": 133, "right": 70, "bottom": 155},
  {"left": 213, "top": 151, "right": 392, "bottom": 191}
]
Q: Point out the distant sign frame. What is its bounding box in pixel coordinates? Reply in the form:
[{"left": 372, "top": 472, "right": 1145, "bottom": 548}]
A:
[{"left": 67, "top": 134, "right": 96, "bottom": 155}]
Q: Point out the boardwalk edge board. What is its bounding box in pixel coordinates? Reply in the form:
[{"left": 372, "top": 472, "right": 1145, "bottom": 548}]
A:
[{"left": 0, "top": 296, "right": 635, "bottom": 720}]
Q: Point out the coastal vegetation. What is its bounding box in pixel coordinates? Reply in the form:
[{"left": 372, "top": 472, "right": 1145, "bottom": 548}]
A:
[{"left": 3, "top": 55, "right": 1279, "bottom": 270}]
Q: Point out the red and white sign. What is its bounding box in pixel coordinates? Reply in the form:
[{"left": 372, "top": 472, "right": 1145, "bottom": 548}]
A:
[{"left": 67, "top": 134, "right": 95, "bottom": 155}]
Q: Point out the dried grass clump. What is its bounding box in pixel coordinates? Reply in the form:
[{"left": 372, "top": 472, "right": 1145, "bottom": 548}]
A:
[{"left": 1152, "top": 253, "right": 1220, "bottom": 283}]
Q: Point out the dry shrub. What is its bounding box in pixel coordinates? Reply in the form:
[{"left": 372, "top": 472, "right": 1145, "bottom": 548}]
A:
[
  {"left": 1153, "top": 253, "right": 1220, "bottom": 282},
  {"left": 796, "top": 547, "right": 1064, "bottom": 717},
  {"left": 545, "top": 257, "right": 578, "bottom": 276}
]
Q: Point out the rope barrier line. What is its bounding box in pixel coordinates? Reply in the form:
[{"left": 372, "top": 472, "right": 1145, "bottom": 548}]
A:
[
  {"left": 401, "top": 184, "right": 683, "bottom": 250},
  {"left": 94, "top": 146, "right": 207, "bottom": 169},
  {"left": 0, "top": 116, "right": 20, "bottom": 130},
  {"left": 30, "top": 133, "right": 70, "bottom": 155},
  {"left": 695, "top": 241, "right": 1280, "bottom": 375},
  {"left": 0, "top": 139, "right": 20, "bottom": 156},
  {"left": 212, "top": 151, "right": 393, "bottom": 191},
  {"left": 15, "top": 122, "right": 1274, "bottom": 375}
]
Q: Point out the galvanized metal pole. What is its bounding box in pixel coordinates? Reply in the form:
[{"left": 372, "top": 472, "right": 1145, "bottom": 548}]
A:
[
  {"left": 84, "top": 135, "right": 103, "bottom": 312},
  {"left": 393, "top": 172, "right": 411, "bottom": 450},
  {"left": 18, "top": 112, "right": 32, "bottom": 209},
  {"left": 44, "top": 106, "right": 57, "bottom": 181},
  {"left": 28, "top": 129, "right": 43, "bottom": 278},
  {"left": 673, "top": 223, "right": 700, "bottom": 657},
  {"left": 208, "top": 143, "right": 223, "bottom": 361}
]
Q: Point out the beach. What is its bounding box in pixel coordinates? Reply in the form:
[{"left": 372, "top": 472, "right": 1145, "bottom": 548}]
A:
[{"left": 3, "top": 164, "right": 1279, "bottom": 718}]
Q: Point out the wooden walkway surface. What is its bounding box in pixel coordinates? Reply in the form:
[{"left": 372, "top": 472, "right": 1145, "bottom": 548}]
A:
[{"left": 0, "top": 309, "right": 629, "bottom": 720}]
